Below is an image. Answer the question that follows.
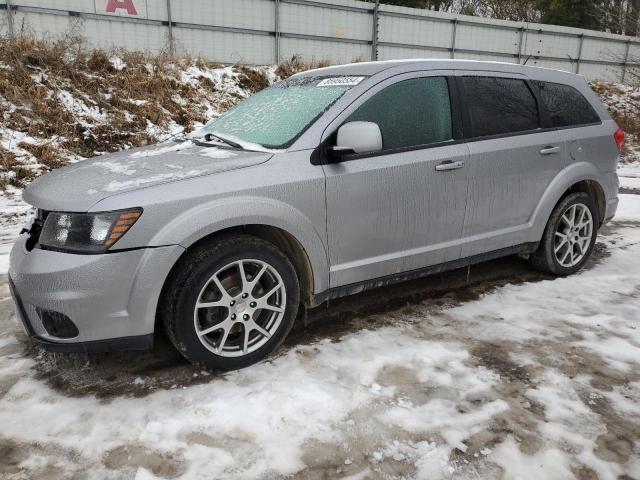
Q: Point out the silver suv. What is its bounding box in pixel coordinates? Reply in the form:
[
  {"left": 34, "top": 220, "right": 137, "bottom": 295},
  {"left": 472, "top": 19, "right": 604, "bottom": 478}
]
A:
[{"left": 9, "top": 60, "right": 623, "bottom": 370}]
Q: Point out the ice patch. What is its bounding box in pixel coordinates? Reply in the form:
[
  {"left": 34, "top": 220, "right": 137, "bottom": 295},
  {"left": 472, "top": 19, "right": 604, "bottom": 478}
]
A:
[
  {"left": 618, "top": 162, "right": 640, "bottom": 178},
  {"left": 381, "top": 398, "right": 509, "bottom": 453},
  {"left": 194, "top": 132, "right": 284, "bottom": 154},
  {"left": 525, "top": 371, "right": 627, "bottom": 480},
  {"left": 490, "top": 436, "right": 573, "bottom": 480},
  {"left": 576, "top": 336, "right": 640, "bottom": 372},
  {"left": 620, "top": 176, "right": 640, "bottom": 190},
  {"left": 0, "top": 242, "right": 12, "bottom": 275},
  {"left": 615, "top": 193, "right": 640, "bottom": 221},
  {"left": 0, "top": 192, "right": 32, "bottom": 274},
  {"left": 102, "top": 170, "right": 206, "bottom": 192},
  {"left": 198, "top": 148, "right": 236, "bottom": 159},
  {"left": 110, "top": 57, "right": 126, "bottom": 71},
  {"left": 57, "top": 90, "right": 107, "bottom": 124},
  {"left": 129, "top": 140, "right": 194, "bottom": 158},
  {"left": 93, "top": 160, "right": 137, "bottom": 175}
]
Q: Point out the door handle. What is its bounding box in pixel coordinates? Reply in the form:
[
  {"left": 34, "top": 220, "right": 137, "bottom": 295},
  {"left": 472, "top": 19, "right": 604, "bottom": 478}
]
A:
[
  {"left": 435, "top": 160, "right": 465, "bottom": 172},
  {"left": 540, "top": 146, "right": 561, "bottom": 155}
]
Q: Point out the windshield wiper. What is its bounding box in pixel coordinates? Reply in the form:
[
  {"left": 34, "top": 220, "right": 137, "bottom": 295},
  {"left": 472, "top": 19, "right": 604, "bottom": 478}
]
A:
[{"left": 201, "top": 132, "right": 243, "bottom": 150}]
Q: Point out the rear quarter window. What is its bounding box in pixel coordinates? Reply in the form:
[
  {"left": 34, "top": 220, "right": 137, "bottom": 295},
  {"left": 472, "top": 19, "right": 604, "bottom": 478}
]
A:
[{"left": 536, "top": 82, "right": 601, "bottom": 128}]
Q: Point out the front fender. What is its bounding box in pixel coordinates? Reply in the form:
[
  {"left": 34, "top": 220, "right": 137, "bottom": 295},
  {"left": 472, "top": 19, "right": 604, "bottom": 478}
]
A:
[
  {"left": 148, "top": 196, "right": 330, "bottom": 294},
  {"left": 529, "top": 161, "right": 607, "bottom": 241}
]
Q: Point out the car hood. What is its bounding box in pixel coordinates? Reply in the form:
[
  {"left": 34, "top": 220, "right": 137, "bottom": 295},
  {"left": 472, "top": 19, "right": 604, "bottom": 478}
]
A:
[{"left": 23, "top": 139, "right": 273, "bottom": 211}]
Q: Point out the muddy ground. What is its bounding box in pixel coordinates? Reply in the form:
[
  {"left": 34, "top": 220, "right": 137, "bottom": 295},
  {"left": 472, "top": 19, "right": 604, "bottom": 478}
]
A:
[
  {"left": 0, "top": 216, "right": 639, "bottom": 479},
  {"left": 0, "top": 246, "right": 564, "bottom": 400}
]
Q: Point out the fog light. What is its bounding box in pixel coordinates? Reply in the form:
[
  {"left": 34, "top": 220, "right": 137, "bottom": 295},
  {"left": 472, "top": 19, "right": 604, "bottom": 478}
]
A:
[{"left": 37, "top": 308, "right": 79, "bottom": 339}]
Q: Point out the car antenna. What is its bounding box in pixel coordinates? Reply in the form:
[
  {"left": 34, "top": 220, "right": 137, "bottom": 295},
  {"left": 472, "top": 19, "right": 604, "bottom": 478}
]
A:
[{"left": 522, "top": 54, "right": 533, "bottom": 66}]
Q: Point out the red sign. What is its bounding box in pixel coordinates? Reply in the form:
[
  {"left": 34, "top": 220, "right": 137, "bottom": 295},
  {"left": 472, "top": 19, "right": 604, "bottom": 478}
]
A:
[
  {"left": 96, "top": 0, "right": 147, "bottom": 18},
  {"left": 105, "top": 0, "right": 138, "bottom": 15}
]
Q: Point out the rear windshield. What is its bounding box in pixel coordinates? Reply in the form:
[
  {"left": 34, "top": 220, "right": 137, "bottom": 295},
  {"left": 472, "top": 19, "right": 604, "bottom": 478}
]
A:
[{"left": 199, "top": 75, "right": 365, "bottom": 149}]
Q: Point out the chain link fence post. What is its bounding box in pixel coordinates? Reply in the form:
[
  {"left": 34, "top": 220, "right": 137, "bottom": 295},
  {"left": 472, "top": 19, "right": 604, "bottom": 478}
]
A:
[
  {"left": 575, "top": 34, "right": 584, "bottom": 74},
  {"left": 166, "top": 0, "right": 175, "bottom": 57},
  {"left": 450, "top": 18, "right": 457, "bottom": 59},
  {"left": 275, "top": 0, "right": 281, "bottom": 64},
  {"left": 371, "top": 0, "right": 379, "bottom": 61},
  {"left": 621, "top": 40, "right": 631, "bottom": 83},
  {"left": 5, "top": 0, "right": 15, "bottom": 38},
  {"left": 517, "top": 26, "right": 525, "bottom": 63}
]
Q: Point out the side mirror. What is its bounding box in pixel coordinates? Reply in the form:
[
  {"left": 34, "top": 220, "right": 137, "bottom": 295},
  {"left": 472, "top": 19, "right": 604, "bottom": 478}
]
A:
[{"left": 332, "top": 121, "right": 383, "bottom": 157}]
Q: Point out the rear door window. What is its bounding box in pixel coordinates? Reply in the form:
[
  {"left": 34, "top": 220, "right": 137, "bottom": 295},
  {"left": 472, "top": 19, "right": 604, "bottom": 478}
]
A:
[
  {"left": 345, "top": 76, "right": 453, "bottom": 151},
  {"left": 461, "top": 76, "right": 540, "bottom": 138},
  {"left": 536, "top": 82, "right": 601, "bottom": 128}
]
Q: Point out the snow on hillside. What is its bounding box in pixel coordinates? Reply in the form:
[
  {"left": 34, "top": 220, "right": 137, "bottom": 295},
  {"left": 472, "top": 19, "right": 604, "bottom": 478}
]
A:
[
  {"left": 0, "top": 53, "right": 274, "bottom": 189},
  {"left": 591, "top": 81, "right": 640, "bottom": 163}
]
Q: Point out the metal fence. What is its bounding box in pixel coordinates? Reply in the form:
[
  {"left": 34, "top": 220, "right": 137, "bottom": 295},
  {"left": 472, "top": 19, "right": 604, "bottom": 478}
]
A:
[{"left": 1, "top": 0, "right": 639, "bottom": 83}]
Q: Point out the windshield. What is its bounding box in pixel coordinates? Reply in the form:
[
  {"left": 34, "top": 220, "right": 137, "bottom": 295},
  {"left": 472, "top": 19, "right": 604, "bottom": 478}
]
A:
[{"left": 197, "top": 75, "right": 366, "bottom": 149}]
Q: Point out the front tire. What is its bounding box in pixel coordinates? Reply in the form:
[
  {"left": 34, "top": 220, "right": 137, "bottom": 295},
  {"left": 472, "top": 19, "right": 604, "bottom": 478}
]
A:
[
  {"left": 162, "top": 235, "right": 300, "bottom": 371},
  {"left": 530, "top": 192, "right": 598, "bottom": 276}
]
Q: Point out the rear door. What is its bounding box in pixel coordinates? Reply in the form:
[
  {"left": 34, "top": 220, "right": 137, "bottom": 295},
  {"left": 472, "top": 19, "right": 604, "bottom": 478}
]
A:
[
  {"left": 322, "top": 72, "right": 470, "bottom": 287},
  {"left": 456, "top": 74, "right": 566, "bottom": 258}
]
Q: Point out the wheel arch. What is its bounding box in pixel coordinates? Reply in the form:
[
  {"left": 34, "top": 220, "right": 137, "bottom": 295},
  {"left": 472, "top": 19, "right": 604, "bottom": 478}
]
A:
[
  {"left": 531, "top": 163, "right": 608, "bottom": 241},
  {"left": 155, "top": 223, "right": 320, "bottom": 334},
  {"left": 561, "top": 180, "right": 606, "bottom": 226}
]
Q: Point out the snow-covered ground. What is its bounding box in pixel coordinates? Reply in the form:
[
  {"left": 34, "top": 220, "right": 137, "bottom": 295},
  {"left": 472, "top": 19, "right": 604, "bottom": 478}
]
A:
[
  {"left": 0, "top": 189, "right": 639, "bottom": 479},
  {"left": 619, "top": 162, "right": 640, "bottom": 192},
  {"left": 1, "top": 52, "right": 639, "bottom": 477},
  {"left": 0, "top": 188, "right": 32, "bottom": 274}
]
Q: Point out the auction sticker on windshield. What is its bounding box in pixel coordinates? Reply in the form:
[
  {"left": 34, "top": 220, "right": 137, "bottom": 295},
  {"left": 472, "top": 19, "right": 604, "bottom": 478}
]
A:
[{"left": 317, "top": 76, "right": 365, "bottom": 87}]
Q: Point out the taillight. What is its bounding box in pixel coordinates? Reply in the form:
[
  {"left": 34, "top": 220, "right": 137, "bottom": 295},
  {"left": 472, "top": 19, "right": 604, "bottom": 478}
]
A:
[{"left": 614, "top": 128, "right": 625, "bottom": 153}]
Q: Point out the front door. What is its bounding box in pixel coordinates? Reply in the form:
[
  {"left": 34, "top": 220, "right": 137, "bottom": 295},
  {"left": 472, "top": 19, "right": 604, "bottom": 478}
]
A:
[{"left": 322, "top": 74, "right": 470, "bottom": 288}]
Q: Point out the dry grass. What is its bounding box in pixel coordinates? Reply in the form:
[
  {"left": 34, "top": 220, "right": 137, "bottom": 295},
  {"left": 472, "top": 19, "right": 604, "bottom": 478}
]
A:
[
  {"left": 275, "top": 56, "right": 331, "bottom": 79},
  {"left": 17, "top": 142, "right": 67, "bottom": 171},
  {"left": 612, "top": 111, "right": 640, "bottom": 137},
  {"left": 590, "top": 80, "right": 640, "bottom": 163},
  {"left": 0, "top": 34, "right": 251, "bottom": 189},
  {"left": 236, "top": 65, "right": 271, "bottom": 93},
  {"left": 0, "top": 147, "right": 37, "bottom": 189},
  {"left": 612, "top": 112, "right": 640, "bottom": 161},
  {"left": 0, "top": 35, "right": 339, "bottom": 191}
]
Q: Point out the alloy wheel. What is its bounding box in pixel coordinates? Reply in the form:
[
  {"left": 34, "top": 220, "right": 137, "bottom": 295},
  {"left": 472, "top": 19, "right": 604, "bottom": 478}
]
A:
[
  {"left": 193, "top": 259, "right": 286, "bottom": 357},
  {"left": 553, "top": 203, "right": 593, "bottom": 268}
]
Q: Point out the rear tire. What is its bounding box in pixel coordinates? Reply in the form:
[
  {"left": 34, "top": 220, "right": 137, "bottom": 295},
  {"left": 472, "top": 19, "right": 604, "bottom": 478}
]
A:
[
  {"left": 162, "top": 234, "right": 300, "bottom": 371},
  {"left": 530, "top": 192, "right": 598, "bottom": 276}
]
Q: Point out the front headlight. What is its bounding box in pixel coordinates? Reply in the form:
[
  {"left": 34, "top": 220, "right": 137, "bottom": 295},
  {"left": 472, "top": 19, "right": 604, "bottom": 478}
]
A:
[{"left": 39, "top": 209, "right": 142, "bottom": 254}]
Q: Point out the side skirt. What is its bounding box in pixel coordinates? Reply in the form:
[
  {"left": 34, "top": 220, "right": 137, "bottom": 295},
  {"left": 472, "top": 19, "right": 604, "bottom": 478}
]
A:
[{"left": 311, "top": 242, "right": 539, "bottom": 306}]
